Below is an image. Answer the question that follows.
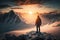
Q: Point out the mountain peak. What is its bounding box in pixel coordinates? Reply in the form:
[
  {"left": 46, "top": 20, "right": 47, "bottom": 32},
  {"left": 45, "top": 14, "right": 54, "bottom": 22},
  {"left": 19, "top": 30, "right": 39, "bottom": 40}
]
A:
[
  {"left": 0, "top": 10, "right": 21, "bottom": 23},
  {"left": 8, "top": 10, "right": 15, "bottom": 16}
]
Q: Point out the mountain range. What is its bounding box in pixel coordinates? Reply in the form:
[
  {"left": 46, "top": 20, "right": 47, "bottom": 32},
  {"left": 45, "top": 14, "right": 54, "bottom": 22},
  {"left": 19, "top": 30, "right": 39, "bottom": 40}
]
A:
[
  {"left": 0, "top": 10, "right": 22, "bottom": 34},
  {"left": 0, "top": 10, "right": 21, "bottom": 23}
]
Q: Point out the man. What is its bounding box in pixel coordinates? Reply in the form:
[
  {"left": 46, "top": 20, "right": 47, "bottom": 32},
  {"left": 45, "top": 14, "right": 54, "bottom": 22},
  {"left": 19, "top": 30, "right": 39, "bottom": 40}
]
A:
[{"left": 35, "top": 15, "right": 41, "bottom": 33}]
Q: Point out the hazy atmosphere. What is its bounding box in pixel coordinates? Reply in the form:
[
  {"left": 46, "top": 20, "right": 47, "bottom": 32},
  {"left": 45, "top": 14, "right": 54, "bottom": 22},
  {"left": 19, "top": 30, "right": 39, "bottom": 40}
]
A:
[{"left": 0, "top": 0, "right": 60, "bottom": 40}]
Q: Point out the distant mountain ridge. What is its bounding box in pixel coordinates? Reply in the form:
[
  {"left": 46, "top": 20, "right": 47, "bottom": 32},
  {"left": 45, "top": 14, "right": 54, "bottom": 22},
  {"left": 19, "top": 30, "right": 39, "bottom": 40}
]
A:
[
  {"left": 0, "top": 10, "right": 22, "bottom": 34},
  {"left": 0, "top": 10, "right": 21, "bottom": 24}
]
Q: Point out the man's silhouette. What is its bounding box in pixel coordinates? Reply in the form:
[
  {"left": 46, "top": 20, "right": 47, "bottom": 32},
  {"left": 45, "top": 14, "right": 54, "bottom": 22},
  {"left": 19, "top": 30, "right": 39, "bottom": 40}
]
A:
[{"left": 35, "top": 15, "right": 41, "bottom": 33}]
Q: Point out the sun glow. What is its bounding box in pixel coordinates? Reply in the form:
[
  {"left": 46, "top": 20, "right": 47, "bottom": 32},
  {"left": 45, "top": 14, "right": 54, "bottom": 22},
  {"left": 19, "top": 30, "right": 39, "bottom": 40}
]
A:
[
  {"left": 14, "top": 4, "right": 55, "bottom": 14},
  {"left": 28, "top": 11, "right": 33, "bottom": 14},
  {"left": 14, "top": 4, "right": 55, "bottom": 24}
]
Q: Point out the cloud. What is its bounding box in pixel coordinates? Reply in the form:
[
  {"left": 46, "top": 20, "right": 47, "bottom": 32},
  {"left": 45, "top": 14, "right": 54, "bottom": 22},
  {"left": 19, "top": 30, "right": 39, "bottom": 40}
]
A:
[
  {"left": 51, "top": 21, "right": 60, "bottom": 27},
  {"left": 41, "top": 21, "right": 60, "bottom": 40},
  {"left": 16, "top": 0, "right": 41, "bottom": 5},
  {"left": 0, "top": 0, "right": 60, "bottom": 10},
  {"left": 15, "top": 0, "right": 60, "bottom": 5},
  {"left": 0, "top": 4, "right": 11, "bottom": 9},
  {"left": 0, "top": 0, "right": 16, "bottom": 9},
  {"left": 5, "top": 21, "right": 60, "bottom": 39},
  {"left": 42, "top": 11, "right": 60, "bottom": 23}
]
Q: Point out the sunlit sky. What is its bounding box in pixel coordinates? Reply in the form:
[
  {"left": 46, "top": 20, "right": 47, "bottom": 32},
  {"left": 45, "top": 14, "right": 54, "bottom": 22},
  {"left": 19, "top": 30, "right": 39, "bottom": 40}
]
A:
[
  {"left": 12, "top": 4, "right": 56, "bottom": 24},
  {"left": 13, "top": 4, "right": 55, "bottom": 13},
  {"left": 0, "top": 4, "right": 56, "bottom": 13}
]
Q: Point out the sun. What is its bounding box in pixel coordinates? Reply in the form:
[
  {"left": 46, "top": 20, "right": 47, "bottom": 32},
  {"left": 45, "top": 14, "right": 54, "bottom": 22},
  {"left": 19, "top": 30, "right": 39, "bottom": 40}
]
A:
[{"left": 28, "top": 11, "right": 33, "bottom": 14}]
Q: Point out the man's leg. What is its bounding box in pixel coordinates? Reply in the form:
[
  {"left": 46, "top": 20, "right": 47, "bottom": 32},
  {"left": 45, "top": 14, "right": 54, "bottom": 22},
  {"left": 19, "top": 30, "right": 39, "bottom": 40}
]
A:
[
  {"left": 39, "top": 27, "right": 40, "bottom": 32},
  {"left": 36, "top": 26, "right": 38, "bottom": 33}
]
